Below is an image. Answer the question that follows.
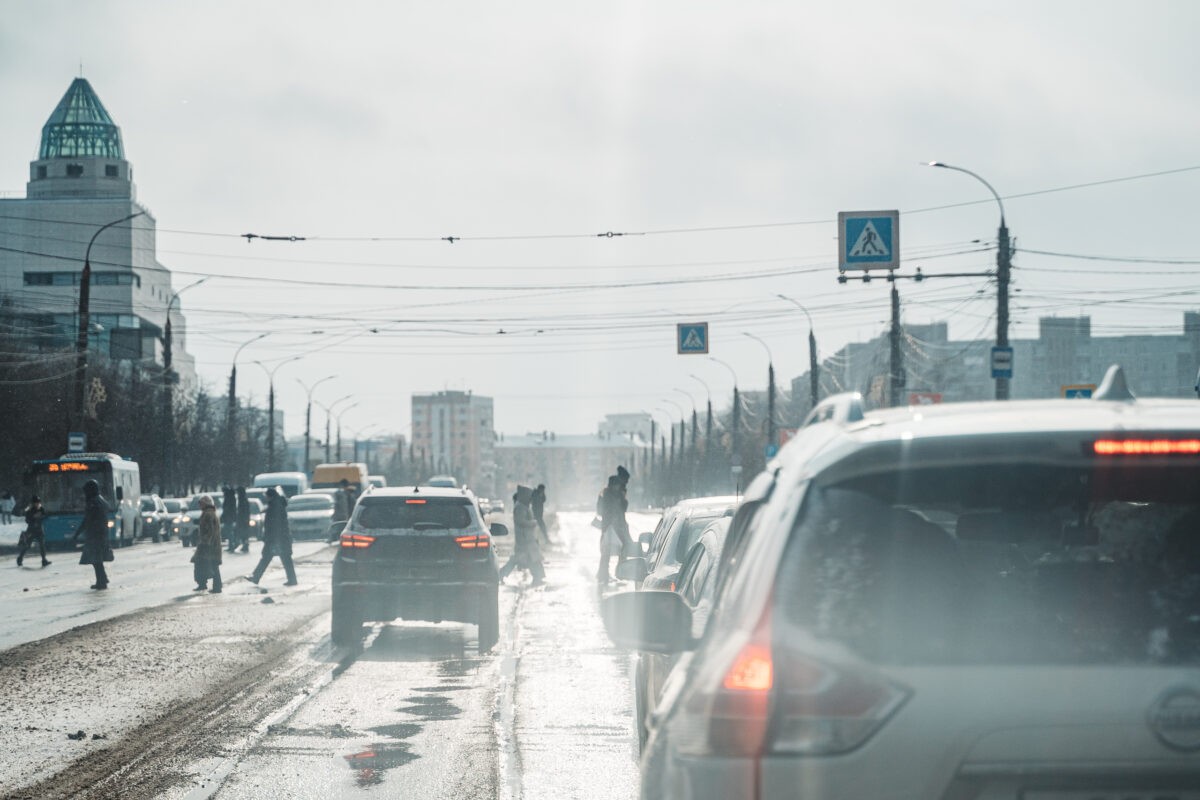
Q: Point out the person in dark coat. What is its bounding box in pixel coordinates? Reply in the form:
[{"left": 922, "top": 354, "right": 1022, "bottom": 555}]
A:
[
  {"left": 222, "top": 486, "right": 238, "bottom": 551},
  {"left": 334, "top": 479, "right": 357, "bottom": 524},
  {"left": 72, "top": 479, "right": 112, "bottom": 590},
  {"left": 192, "top": 494, "right": 223, "bottom": 592},
  {"left": 17, "top": 495, "right": 50, "bottom": 568},
  {"left": 499, "top": 485, "right": 545, "bottom": 585},
  {"left": 233, "top": 486, "right": 251, "bottom": 553},
  {"left": 249, "top": 486, "right": 297, "bottom": 586},
  {"left": 596, "top": 474, "right": 629, "bottom": 582}
]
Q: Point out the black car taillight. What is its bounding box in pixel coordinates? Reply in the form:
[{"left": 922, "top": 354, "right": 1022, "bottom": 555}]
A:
[
  {"left": 340, "top": 533, "right": 375, "bottom": 549},
  {"left": 455, "top": 534, "right": 489, "bottom": 550}
]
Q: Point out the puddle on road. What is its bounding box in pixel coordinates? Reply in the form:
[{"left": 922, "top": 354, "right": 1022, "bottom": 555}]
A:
[
  {"left": 396, "top": 694, "right": 462, "bottom": 720},
  {"left": 411, "top": 684, "right": 469, "bottom": 693},
  {"left": 367, "top": 723, "right": 421, "bottom": 739},
  {"left": 344, "top": 743, "right": 420, "bottom": 786},
  {"left": 266, "top": 723, "right": 357, "bottom": 738}
]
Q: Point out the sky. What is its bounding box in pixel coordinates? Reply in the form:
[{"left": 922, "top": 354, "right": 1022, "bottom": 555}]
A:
[{"left": 2, "top": 0, "right": 1199, "bottom": 441}]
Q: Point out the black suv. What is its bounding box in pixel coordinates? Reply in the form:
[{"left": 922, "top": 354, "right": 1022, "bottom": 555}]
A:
[{"left": 331, "top": 487, "right": 508, "bottom": 650}]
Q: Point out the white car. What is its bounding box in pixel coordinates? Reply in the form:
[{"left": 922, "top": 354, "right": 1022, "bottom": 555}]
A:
[
  {"left": 606, "top": 366, "right": 1200, "bottom": 799},
  {"left": 286, "top": 493, "right": 336, "bottom": 541}
]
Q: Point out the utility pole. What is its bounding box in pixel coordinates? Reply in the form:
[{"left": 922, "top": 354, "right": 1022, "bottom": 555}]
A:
[
  {"left": 889, "top": 278, "right": 905, "bottom": 407},
  {"left": 996, "top": 219, "right": 1012, "bottom": 400}
]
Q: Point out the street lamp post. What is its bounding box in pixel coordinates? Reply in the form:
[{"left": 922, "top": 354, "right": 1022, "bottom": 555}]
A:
[
  {"left": 161, "top": 276, "right": 207, "bottom": 494},
  {"left": 317, "top": 394, "right": 354, "bottom": 463},
  {"left": 709, "top": 356, "right": 741, "bottom": 467},
  {"left": 673, "top": 388, "right": 699, "bottom": 452},
  {"left": 334, "top": 402, "right": 359, "bottom": 461},
  {"left": 298, "top": 375, "right": 336, "bottom": 473},
  {"left": 254, "top": 356, "right": 302, "bottom": 472},
  {"left": 776, "top": 294, "right": 820, "bottom": 410},
  {"left": 926, "top": 161, "right": 1012, "bottom": 400},
  {"left": 227, "top": 333, "right": 269, "bottom": 480},
  {"left": 690, "top": 374, "right": 713, "bottom": 493},
  {"left": 743, "top": 332, "right": 776, "bottom": 453},
  {"left": 73, "top": 211, "right": 145, "bottom": 443}
]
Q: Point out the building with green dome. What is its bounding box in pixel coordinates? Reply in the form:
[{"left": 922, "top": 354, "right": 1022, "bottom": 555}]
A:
[{"left": 0, "top": 77, "right": 196, "bottom": 390}]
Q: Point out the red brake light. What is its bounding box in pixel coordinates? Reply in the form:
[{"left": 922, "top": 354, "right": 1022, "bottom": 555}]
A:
[
  {"left": 339, "top": 533, "right": 375, "bottom": 549},
  {"left": 722, "top": 643, "right": 773, "bottom": 691},
  {"left": 1094, "top": 438, "right": 1200, "bottom": 455},
  {"left": 405, "top": 498, "right": 427, "bottom": 504},
  {"left": 455, "top": 535, "right": 490, "bottom": 550}
]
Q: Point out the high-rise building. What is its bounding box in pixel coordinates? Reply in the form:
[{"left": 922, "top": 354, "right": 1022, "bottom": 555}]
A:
[
  {"left": 411, "top": 390, "right": 495, "bottom": 491},
  {"left": 0, "top": 77, "right": 196, "bottom": 389}
]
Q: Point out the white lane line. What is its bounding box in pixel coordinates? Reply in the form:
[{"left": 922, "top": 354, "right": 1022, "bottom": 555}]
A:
[{"left": 494, "top": 585, "right": 527, "bottom": 800}]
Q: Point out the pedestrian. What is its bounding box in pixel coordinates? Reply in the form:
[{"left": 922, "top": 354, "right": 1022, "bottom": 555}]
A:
[
  {"left": 499, "top": 485, "right": 545, "bottom": 585},
  {"left": 71, "top": 479, "right": 112, "bottom": 590},
  {"left": 222, "top": 485, "right": 238, "bottom": 551},
  {"left": 334, "top": 478, "right": 357, "bottom": 525},
  {"left": 531, "top": 483, "right": 551, "bottom": 546},
  {"left": 0, "top": 491, "right": 14, "bottom": 525},
  {"left": 16, "top": 495, "right": 50, "bottom": 568},
  {"left": 234, "top": 486, "right": 251, "bottom": 553},
  {"left": 249, "top": 486, "right": 298, "bottom": 586},
  {"left": 191, "top": 494, "right": 223, "bottom": 593},
  {"left": 596, "top": 474, "right": 630, "bottom": 582}
]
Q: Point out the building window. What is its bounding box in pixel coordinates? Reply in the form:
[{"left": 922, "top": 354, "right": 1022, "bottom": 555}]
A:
[
  {"left": 66, "top": 164, "right": 84, "bottom": 177},
  {"left": 105, "top": 164, "right": 118, "bottom": 178},
  {"left": 23, "top": 272, "right": 53, "bottom": 286},
  {"left": 36, "top": 165, "right": 47, "bottom": 179}
]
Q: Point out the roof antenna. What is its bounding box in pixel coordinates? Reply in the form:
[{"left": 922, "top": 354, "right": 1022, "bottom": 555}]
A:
[
  {"left": 1092, "top": 364, "right": 1135, "bottom": 402},
  {"left": 79, "top": 60, "right": 84, "bottom": 78}
]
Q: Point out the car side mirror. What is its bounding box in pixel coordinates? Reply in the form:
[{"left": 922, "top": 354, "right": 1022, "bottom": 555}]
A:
[
  {"left": 326, "top": 521, "right": 347, "bottom": 540},
  {"left": 615, "top": 556, "right": 649, "bottom": 583},
  {"left": 601, "top": 590, "right": 694, "bottom": 654},
  {"left": 490, "top": 522, "right": 509, "bottom": 537}
]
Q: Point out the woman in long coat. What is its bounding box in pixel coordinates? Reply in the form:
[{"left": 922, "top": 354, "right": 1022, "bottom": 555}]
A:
[
  {"left": 72, "top": 479, "right": 111, "bottom": 590},
  {"left": 192, "top": 494, "right": 223, "bottom": 593}
]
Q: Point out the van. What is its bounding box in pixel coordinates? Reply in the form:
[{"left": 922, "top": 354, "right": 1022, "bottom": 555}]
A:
[
  {"left": 367, "top": 475, "right": 387, "bottom": 489},
  {"left": 253, "top": 471, "right": 309, "bottom": 497},
  {"left": 311, "top": 462, "right": 369, "bottom": 491}
]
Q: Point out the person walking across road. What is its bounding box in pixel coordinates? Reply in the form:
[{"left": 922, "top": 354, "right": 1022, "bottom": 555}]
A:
[
  {"left": 0, "top": 491, "right": 15, "bottom": 525},
  {"left": 249, "top": 486, "right": 297, "bottom": 586},
  {"left": 192, "top": 494, "right": 223, "bottom": 593},
  {"left": 222, "top": 485, "right": 238, "bottom": 552},
  {"left": 232, "top": 485, "right": 251, "bottom": 553},
  {"left": 17, "top": 495, "right": 50, "bottom": 568},
  {"left": 531, "top": 483, "right": 551, "bottom": 547},
  {"left": 595, "top": 474, "right": 628, "bottom": 582},
  {"left": 499, "top": 485, "right": 545, "bottom": 585},
  {"left": 71, "top": 479, "right": 112, "bottom": 590}
]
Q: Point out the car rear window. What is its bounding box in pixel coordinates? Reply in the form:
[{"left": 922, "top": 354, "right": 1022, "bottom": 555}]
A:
[
  {"left": 776, "top": 463, "right": 1200, "bottom": 666},
  {"left": 289, "top": 495, "right": 334, "bottom": 511},
  {"left": 356, "top": 499, "right": 474, "bottom": 530}
]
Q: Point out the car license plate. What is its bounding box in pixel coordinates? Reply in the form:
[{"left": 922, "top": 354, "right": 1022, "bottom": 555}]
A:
[{"left": 1025, "top": 792, "right": 1200, "bottom": 800}]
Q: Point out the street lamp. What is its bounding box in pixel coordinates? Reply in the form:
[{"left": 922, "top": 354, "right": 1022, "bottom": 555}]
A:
[
  {"left": 254, "top": 356, "right": 303, "bottom": 472},
  {"left": 316, "top": 394, "right": 354, "bottom": 463},
  {"left": 161, "top": 276, "right": 207, "bottom": 494},
  {"left": 776, "top": 293, "right": 820, "bottom": 409},
  {"left": 298, "top": 374, "right": 337, "bottom": 472},
  {"left": 925, "top": 161, "right": 1012, "bottom": 400},
  {"left": 72, "top": 210, "right": 145, "bottom": 444},
  {"left": 674, "top": 388, "right": 699, "bottom": 453},
  {"left": 708, "top": 356, "right": 741, "bottom": 461},
  {"left": 743, "top": 332, "right": 776, "bottom": 451},
  {"left": 227, "top": 332, "right": 270, "bottom": 480},
  {"left": 334, "top": 402, "right": 359, "bottom": 461}
]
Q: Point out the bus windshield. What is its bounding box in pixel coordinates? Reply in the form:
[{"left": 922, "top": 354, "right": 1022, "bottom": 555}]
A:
[{"left": 33, "top": 468, "right": 114, "bottom": 514}]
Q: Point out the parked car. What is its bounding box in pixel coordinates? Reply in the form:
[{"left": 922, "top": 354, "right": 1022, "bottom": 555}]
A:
[
  {"left": 178, "top": 493, "right": 222, "bottom": 547},
  {"left": 632, "top": 515, "right": 732, "bottom": 752},
  {"left": 138, "top": 494, "right": 169, "bottom": 542},
  {"left": 618, "top": 495, "right": 739, "bottom": 589},
  {"left": 331, "top": 486, "right": 508, "bottom": 651},
  {"left": 287, "top": 492, "right": 336, "bottom": 540},
  {"left": 606, "top": 367, "right": 1200, "bottom": 799}
]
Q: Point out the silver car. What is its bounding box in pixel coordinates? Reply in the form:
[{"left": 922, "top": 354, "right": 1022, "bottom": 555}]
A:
[
  {"left": 287, "top": 493, "right": 336, "bottom": 541},
  {"left": 606, "top": 366, "right": 1200, "bottom": 799}
]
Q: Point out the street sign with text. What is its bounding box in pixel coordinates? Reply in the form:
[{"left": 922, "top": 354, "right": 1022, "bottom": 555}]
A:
[
  {"left": 838, "top": 210, "right": 899, "bottom": 272},
  {"left": 67, "top": 432, "right": 86, "bottom": 453},
  {"left": 990, "top": 346, "right": 1014, "bottom": 379}
]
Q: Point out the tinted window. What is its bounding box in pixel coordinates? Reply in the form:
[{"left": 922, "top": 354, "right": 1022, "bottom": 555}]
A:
[
  {"left": 356, "top": 499, "right": 473, "bottom": 530},
  {"left": 776, "top": 464, "right": 1200, "bottom": 666},
  {"left": 140, "top": 498, "right": 155, "bottom": 511},
  {"left": 289, "top": 495, "right": 334, "bottom": 511}
]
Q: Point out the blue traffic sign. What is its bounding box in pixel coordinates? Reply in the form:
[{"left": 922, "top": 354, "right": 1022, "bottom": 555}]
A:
[
  {"left": 677, "top": 322, "right": 709, "bottom": 354},
  {"left": 839, "top": 210, "right": 899, "bottom": 272}
]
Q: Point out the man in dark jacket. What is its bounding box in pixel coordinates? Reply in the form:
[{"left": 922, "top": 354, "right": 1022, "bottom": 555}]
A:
[
  {"left": 531, "top": 483, "right": 550, "bottom": 546},
  {"left": 249, "top": 487, "right": 297, "bottom": 586},
  {"left": 72, "top": 479, "right": 111, "bottom": 590},
  {"left": 17, "top": 495, "right": 50, "bottom": 568},
  {"left": 233, "top": 486, "right": 251, "bottom": 553},
  {"left": 222, "top": 486, "right": 238, "bottom": 552}
]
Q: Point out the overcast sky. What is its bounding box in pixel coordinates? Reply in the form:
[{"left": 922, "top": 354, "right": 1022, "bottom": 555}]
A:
[{"left": 2, "top": 1, "right": 1198, "bottom": 440}]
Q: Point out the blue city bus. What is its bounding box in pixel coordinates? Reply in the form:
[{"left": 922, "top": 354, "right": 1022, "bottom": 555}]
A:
[{"left": 29, "top": 453, "right": 142, "bottom": 549}]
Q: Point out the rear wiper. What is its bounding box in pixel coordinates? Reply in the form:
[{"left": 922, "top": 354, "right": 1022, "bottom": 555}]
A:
[{"left": 413, "top": 521, "right": 449, "bottom": 531}]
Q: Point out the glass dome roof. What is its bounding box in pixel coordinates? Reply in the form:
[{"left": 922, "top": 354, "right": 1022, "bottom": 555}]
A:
[{"left": 38, "top": 78, "right": 124, "bottom": 160}]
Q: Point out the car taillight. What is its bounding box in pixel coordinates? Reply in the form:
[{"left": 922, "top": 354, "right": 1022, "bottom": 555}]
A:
[
  {"left": 768, "top": 643, "right": 908, "bottom": 755},
  {"left": 340, "top": 533, "right": 375, "bottom": 549},
  {"left": 455, "top": 535, "right": 490, "bottom": 550},
  {"left": 1094, "top": 438, "right": 1200, "bottom": 455}
]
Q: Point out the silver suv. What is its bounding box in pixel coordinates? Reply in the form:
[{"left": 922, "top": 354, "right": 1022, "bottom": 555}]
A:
[{"left": 605, "top": 366, "right": 1200, "bottom": 799}]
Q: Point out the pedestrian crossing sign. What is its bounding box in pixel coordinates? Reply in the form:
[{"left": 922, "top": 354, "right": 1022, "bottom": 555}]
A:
[
  {"left": 677, "top": 322, "right": 709, "bottom": 354},
  {"left": 839, "top": 210, "right": 900, "bottom": 272}
]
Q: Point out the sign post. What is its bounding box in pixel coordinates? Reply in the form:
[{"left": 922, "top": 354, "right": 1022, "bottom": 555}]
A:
[
  {"left": 67, "top": 432, "right": 86, "bottom": 453},
  {"left": 990, "top": 346, "right": 1014, "bottom": 380},
  {"left": 676, "top": 322, "right": 709, "bottom": 355},
  {"left": 838, "top": 210, "right": 900, "bottom": 273},
  {"left": 1061, "top": 384, "right": 1096, "bottom": 399}
]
